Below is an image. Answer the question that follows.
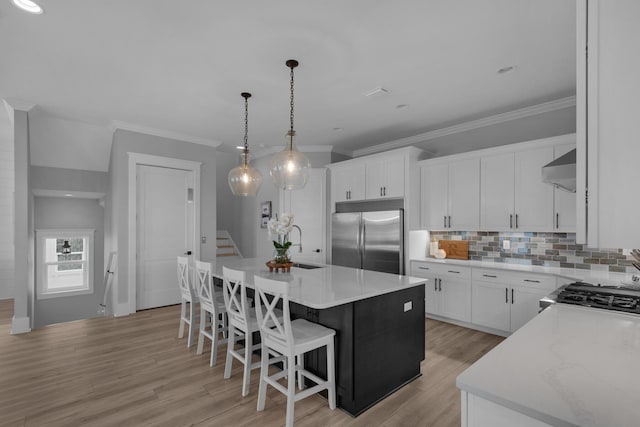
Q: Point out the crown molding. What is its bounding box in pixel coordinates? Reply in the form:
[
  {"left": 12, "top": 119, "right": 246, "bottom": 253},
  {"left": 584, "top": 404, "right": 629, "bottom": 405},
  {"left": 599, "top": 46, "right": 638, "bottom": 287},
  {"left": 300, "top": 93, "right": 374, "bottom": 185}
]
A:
[
  {"left": 353, "top": 96, "right": 577, "bottom": 157},
  {"left": 109, "top": 120, "right": 222, "bottom": 148},
  {"left": 251, "top": 144, "right": 334, "bottom": 160}
]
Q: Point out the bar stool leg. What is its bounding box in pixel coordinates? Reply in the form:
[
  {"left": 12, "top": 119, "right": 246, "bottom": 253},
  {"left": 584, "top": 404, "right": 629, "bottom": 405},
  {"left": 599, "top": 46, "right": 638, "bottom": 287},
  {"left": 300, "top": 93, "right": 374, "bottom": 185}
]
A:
[
  {"left": 285, "top": 354, "right": 296, "bottom": 427},
  {"left": 242, "top": 332, "right": 252, "bottom": 396},
  {"left": 224, "top": 325, "right": 235, "bottom": 379},
  {"left": 327, "top": 341, "right": 336, "bottom": 410}
]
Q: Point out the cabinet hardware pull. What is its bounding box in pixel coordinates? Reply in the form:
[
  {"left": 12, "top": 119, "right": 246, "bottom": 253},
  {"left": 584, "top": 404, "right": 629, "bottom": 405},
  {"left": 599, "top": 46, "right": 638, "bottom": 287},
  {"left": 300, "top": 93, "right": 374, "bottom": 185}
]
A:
[
  {"left": 505, "top": 287, "right": 509, "bottom": 303},
  {"left": 434, "top": 281, "right": 437, "bottom": 291},
  {"left": 447, "top": 270, "right": 460, "bottom": 274},
  {"left": 418, "top": 267, "right": 430, "bottom": 270},
  {"left": 515, "top": 214, "right": 519, "bottom": 229},
  {"left": 556, "top": 213, "right": 559, "bottom": 229},
  {"left": 438, "top": 278, "right": 442, "bottom": 292},
  {"left": 524, "top": 279, "right": 541, "bottom": 283},
  {"left": 512, "top": 288, "right": 514, "bottom": 304},
  {"left": 383, "top": 186, "right": 386, "bottom": 196},
  {"left": 444, "top": 216, "right": 447, "bottom": 228},
  {"left": 448, "top": 216, "right": 451, "bottom": 228},
  {"left": 380, "top": 187, "right": 382, "bottom": 197},
  {"left": 510, "top": 214, "right": 513, "bottom": 228},
  {"left": 483, "top": 274, "right": 497, "bottom": 278}
]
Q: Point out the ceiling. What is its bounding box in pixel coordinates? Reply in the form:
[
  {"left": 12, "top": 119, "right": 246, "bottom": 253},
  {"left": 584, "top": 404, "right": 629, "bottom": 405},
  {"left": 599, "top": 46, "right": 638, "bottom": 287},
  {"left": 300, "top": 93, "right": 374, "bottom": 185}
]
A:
[{"left": 0, "top": 0, "right": 576, "bottom": 160}]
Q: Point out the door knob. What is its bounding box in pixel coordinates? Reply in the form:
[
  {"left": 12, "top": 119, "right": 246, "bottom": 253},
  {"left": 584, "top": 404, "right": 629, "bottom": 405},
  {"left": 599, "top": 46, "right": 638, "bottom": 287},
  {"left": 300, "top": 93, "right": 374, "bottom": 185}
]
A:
[
  {"left": 313, "top": 249, "right": 321, "bottom": 253},
  {"left": 184, "top": 251, "right": 192, "bottom": 255}
]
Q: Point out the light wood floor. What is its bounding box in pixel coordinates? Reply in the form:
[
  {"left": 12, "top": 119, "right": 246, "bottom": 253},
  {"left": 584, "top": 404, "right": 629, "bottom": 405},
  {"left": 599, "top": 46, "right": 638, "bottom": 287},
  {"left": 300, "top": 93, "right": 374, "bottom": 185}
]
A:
[{"left": 0, "top": 300, "right": 503, "bottom": 427}]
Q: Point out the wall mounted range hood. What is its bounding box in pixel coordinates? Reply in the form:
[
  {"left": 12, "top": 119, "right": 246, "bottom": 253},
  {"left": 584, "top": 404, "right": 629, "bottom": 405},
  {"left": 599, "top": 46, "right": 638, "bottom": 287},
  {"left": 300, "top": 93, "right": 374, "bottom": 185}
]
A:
[{"left": 541, "top": 148, "right": 576, "bottom": 193}]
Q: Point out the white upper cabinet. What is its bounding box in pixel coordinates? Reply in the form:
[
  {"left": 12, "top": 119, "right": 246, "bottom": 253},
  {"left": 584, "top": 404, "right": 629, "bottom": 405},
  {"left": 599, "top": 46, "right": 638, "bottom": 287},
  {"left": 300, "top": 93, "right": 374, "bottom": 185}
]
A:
[
  {"left": 553, "top": 143, "right": 577, "bottom": 232},
  {"left": 577, "top": 0, "right": 640, "bottom": 247},
  {"left": 481, "top": 147, "right": 554, "bottom": 232},
  {"left": 421, "top": 158, "right": 480, "bottom": 230},
  {"left": 365, "top": 155, "right": 404, "bottom": 199},
  {"left": 331, "top": 163, "right": 365, "bottom": 203},
  {"left": 514, "top": 147, "right": 554, "bottom": 231},
  {"left": 480, "top": 152, "right": 515, "bottom": 231}
]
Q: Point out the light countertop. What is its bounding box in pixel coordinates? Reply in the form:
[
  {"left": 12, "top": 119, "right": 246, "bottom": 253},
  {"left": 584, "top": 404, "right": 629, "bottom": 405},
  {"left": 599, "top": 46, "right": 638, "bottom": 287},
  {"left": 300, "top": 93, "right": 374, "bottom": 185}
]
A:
[
  {"left": 456, "top": 304, "right": 640, "bottom": 427},
  {"left": 212, "top": 258, "right": 426, "bottom": 309},
  {"left": 411, "top": 257, "right": 635, "bottom": 286}
]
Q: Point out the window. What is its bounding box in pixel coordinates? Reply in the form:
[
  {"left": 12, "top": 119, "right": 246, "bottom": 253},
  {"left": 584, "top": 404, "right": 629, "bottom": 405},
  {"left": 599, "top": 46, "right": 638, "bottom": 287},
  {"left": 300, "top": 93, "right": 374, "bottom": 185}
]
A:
[{"left": 36, "top": 229, "right": 94, "bottom": 299}]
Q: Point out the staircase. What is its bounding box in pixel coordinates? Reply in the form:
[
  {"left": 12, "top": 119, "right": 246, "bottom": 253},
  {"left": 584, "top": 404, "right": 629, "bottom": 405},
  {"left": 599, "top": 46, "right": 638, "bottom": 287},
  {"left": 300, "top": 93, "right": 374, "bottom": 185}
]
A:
[{"left": 216, "top": 230, "right": 242, "bottom": 258}]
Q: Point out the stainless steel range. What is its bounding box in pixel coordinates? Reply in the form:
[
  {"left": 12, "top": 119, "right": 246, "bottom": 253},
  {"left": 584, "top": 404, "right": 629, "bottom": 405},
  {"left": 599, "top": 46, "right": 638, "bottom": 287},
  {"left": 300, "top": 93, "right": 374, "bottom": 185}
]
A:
[{"left": 542, "top": 281, "right": 640, "bottom": 315}]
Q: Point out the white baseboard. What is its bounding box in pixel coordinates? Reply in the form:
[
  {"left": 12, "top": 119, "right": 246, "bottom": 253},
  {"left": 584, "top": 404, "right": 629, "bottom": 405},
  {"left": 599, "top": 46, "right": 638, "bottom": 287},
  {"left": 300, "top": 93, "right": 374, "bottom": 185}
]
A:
[
  {"left": 113, "top": 302, "right": 131, "bottom": 317},
  {"left": 11, "top": 315, "right": 31, "bottom": 334}
]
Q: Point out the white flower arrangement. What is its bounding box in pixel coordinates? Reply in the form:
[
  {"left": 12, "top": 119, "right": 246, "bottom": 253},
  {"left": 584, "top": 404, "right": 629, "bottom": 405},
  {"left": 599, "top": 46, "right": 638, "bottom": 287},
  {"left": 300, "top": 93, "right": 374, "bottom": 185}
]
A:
[{"left": 267, "top": 213, "right": 295, "bottom": 264}]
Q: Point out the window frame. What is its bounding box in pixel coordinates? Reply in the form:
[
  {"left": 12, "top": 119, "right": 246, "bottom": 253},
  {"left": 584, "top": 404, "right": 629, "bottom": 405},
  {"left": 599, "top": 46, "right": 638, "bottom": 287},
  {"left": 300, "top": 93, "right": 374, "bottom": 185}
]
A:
[{"left": 35, "top": 229, "right": 95, "bottom": 299}]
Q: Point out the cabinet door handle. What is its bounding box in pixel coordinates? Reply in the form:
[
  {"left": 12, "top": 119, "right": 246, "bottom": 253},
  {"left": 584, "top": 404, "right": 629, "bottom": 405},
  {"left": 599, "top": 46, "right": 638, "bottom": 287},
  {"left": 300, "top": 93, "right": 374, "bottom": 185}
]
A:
[
  {"left": 505, "top": 287, "right": 509, "bottom": 303},
  {"left": 434, "top": 281, "right": 437, "bottom": 291},
  {"left": 524, "top": 279, "right": 541, "bottom": 283},
  {"left": 383, "top": 186, "right": 386, "bottom": 196},
  {"left": 483, "top": 274, "right": 497, "bottom": 278},
  {"left": 515, "top": 214, "right": 519, "bottom": 229},
  {"left": 556, "top": 213, "right": 559, "bottom": 229},
  {"left": 438, "top": 278, "right": 442, "bottom": 292},
  {"left": 510, "top": 214, "right": 513, "bottom": 229},
  {"left": 418, "top": 266, "right": 430, "bottom": 270},
  {"left": 444, "top": 216, "right": 447, "bottom": 228},
  {"left": 448, "top": 216, "right": 451, "bottom": 228},
  {"left": 511, "top": 288, "right": 515, "bottom": 304},
  {"left": 447, "top": 270, "right": 460, "bottom": 274}
]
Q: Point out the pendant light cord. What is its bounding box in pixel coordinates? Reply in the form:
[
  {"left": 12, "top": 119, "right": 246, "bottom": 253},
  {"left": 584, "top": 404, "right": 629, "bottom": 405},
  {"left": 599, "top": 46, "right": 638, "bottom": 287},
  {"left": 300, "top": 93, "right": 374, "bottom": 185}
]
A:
[
  {"left": 244, "top": 95, "right": 249, "bottom": 166},
  {"left": 290, "top": 64, "right": 295, "bottom": 134}
]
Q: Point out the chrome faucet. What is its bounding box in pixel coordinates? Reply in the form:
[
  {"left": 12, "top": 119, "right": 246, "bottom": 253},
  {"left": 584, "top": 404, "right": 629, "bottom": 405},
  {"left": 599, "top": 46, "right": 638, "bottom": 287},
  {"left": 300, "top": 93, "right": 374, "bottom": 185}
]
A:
[{"left": 288, "top": 225, "right": 303, "bottom": 253}]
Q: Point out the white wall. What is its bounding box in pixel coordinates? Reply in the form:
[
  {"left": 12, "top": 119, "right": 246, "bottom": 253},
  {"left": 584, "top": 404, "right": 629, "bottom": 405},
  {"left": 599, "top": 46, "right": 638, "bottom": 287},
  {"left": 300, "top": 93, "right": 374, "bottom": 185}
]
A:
[
  {"left": 29, "top": 115, "right": 112, "bottom": 172},
  {"left": 0, "top": 117, "right": 13, "bottom": 300},
  {"left": 33, "top": 197, "right": 105, "bottom": 327},
  {"left": 107, "top": 129, "right": 218, "bottom": 313}
]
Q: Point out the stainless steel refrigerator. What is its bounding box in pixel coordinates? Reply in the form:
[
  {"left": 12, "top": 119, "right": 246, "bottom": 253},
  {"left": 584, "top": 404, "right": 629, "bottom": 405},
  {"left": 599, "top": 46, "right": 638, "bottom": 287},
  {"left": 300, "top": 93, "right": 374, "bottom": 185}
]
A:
[{"left": 331, "top": 210, "right": 404, "bottom": 275}]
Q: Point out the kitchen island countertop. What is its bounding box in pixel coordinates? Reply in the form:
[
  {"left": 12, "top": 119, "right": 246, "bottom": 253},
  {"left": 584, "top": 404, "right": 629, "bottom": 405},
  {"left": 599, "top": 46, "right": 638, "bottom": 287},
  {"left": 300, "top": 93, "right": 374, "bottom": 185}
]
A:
[{"left": 213, "top": 258, "right": 427, "bottom": 309}]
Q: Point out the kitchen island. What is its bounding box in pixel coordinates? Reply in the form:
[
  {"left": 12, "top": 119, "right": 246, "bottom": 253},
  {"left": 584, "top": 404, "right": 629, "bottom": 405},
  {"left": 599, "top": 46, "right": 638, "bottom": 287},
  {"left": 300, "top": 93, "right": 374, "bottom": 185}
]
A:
[
  {"left": 456, "top": 304, "right": 640, "bottom": 426},
  {"left": 212, "top": 258, "right": 427, "bottom": 416}
]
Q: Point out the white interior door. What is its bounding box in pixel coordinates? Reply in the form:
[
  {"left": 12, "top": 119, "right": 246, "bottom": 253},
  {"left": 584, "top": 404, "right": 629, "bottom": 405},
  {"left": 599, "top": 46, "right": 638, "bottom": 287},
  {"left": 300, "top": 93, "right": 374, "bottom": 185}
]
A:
[
  {"left": 137, "top": 165, "right": 194, "bottom": 310},
  {"left": 281, "top": 168, "right": 326, "bottom": 264}
]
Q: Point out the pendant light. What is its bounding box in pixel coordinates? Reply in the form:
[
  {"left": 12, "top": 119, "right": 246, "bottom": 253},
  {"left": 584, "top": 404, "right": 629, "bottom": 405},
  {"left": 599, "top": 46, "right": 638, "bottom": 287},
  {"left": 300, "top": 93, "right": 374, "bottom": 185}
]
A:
[
  {"left": 228, "top": 92, "right": 263, "bottom": 196},
  {"left": 269, "top": 59, "right": 310, "bottom": 190},
  {"left": 61, "top": 240, "right": 72, "bottom": 256}
]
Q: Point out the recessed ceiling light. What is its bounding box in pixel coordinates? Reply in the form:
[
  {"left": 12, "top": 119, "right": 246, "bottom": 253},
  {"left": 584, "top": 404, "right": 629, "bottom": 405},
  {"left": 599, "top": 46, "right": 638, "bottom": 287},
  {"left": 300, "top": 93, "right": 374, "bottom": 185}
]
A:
[
  {"left": 235, "top": 146, "right": 244, "bottom": 150},
  {"left": 497, "top": 65, "right": 517, "bottom": 75},
  {"left": 64, "top": 194, "right": 73, "bottom": 197},
  {"left": 12, "top": 0, "right": 44, "bottom": 14},
  {"left": 396, "top": 104, "right": 409, "bottom": 110},
  {"left": 363, "top": 87, "right": 390, "bottom": 97}
]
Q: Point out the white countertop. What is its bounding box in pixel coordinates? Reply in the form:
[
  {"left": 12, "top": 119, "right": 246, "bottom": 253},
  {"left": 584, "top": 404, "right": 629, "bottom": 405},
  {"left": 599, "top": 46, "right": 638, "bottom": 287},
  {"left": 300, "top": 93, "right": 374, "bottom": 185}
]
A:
[
  {"left": 212, "top": 258, "right": 426, "bottom": 309},
  {"left": 411, "top": 257, "right": 636, "bottom": 286},
  {"left": 456, "top": 304, "right": 640, "bottom": 427}
]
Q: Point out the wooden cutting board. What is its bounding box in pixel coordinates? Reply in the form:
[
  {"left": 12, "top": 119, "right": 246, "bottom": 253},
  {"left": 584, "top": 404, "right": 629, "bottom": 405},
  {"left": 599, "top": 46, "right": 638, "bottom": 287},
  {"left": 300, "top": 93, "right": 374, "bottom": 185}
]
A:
[{"left": 439, "top": 240, "right": 469, "bottom": 260}]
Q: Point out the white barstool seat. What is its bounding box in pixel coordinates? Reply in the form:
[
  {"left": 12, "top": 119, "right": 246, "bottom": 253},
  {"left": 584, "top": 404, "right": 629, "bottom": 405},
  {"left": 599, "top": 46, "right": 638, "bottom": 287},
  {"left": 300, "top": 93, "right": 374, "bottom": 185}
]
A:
[
  {"left": 177, "top": 256, "right": 198, "bottom": 347},
  {"left": 254, "top": 275, "right": 336, "bottom": 427},
  {"left": 195, "top": 260, "right": 228, "bottom": 366},
  {"left": 222, "top": 266, "right": 283, "bottom": 397}
]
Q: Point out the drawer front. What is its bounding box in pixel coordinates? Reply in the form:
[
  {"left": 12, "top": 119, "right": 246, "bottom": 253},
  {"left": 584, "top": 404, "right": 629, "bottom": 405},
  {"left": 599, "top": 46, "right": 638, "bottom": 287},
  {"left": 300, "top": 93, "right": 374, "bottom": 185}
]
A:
[
  {"left": 411, "top": 261, "right": 470, "bottom": 279},
  {"left": 473, "top": 268, "right": 556, "bottom": 290}
]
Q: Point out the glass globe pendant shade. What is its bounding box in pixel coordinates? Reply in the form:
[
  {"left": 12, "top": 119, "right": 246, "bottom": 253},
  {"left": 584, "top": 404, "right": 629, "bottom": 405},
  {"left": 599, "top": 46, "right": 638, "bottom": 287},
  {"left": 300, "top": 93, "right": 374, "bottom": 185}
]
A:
[
  {"left": 270, "top": 130, "right": 310, "bottom": 190},
  {"left": 228, "top": 150, "right": 263, "bottom": 196}
]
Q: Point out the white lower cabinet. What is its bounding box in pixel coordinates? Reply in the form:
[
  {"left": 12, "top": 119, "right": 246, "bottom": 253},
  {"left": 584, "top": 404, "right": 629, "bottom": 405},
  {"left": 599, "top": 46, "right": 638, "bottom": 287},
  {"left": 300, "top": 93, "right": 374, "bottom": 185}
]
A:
[
  {"left": 471, "top": 268, "right": 556, "bottom": 334},
  {"left": 411, "top": 262, "right": 471, "bottom": 323}
]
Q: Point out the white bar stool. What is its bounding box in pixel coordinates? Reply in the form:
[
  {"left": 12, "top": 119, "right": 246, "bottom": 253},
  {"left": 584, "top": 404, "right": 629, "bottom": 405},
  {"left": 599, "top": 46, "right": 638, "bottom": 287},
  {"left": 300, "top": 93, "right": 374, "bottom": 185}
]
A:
[
  {"left": 177, "top": 256, "right": 197, "bottom": 347},
  {"left": 222, "top": 266, "right": 284, "bottom": 397},
  {"left": 194, "top": 260, "right": 227, "bottom": 366},
  {"left": 254, "top": 275, "right": 336, "bottom": 427}
]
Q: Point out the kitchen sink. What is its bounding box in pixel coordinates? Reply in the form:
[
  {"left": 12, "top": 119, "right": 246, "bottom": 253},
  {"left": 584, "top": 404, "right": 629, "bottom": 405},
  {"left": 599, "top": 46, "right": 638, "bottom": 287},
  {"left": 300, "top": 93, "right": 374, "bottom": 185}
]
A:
[{"left": 292, "top": 262, "right": 324, "bottom": 270}]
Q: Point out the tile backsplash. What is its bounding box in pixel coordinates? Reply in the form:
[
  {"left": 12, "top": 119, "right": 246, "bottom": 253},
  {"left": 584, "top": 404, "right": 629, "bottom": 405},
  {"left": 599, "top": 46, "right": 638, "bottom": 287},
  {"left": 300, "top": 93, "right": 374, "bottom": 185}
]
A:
[{"left": 429, "top": 231, "right": 637, "bottom": 273}]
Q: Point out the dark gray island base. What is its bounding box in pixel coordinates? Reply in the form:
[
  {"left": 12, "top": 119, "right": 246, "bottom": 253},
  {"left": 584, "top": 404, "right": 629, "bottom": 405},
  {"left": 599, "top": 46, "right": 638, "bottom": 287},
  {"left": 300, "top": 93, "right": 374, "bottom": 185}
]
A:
[{"left": 290, "top": 285, "right": 425, "bottom": 416}]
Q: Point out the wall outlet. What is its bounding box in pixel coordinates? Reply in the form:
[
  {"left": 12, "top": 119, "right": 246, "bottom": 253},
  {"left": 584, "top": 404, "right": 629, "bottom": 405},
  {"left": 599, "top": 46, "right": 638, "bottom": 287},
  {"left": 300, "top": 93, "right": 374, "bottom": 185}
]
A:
[
  {"left": 403, "top": 301, "right": 413, "bottom": 312},
  {"left": 503, "top": 239, "right": 511, "bottom": 250},
  {"left": 201, "top": 236, "right": 207, "bottom": 244}
]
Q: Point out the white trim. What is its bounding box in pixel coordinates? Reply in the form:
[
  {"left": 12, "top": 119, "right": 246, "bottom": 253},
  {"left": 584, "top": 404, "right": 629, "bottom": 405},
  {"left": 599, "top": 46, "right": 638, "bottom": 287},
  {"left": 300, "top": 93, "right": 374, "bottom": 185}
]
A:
[
  {"left": 127, "top": 152, "right": 201, "bottom": 314},
  {"left": 32, "top": 189, "right": 106, "bottom": 199},
  {"left": 3, "top": 99, "right": 36, "bottom": 122},
  {"left": 113, "top": 302, "right": 130, "bottom": 317},
  {"left": 11, "top": 316, "right": 31, "bottom": 334},
  {"left": 576, "top": 0, "right": 588, "bottom": 245},
  {"left": 353, "top": 96, "right": 577, "bottom": 157},
  {"left": 585, "top": 0, "right": 599, "bottom": 248},
  {"left": 110, "top": 120, "right": 222, "bottom": 148}
]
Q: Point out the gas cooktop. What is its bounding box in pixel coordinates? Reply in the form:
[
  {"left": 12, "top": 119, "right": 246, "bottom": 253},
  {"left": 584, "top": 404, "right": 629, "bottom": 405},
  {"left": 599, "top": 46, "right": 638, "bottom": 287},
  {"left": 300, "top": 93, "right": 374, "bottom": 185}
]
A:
[{"left": 556, "top": 282, "right": 640, "bottom": 315}]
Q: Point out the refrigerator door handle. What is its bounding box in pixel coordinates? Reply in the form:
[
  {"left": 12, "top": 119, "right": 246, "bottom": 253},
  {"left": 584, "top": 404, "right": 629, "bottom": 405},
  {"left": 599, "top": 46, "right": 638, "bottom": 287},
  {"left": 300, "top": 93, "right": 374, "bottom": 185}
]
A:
[{"left": 360, "top": 220, "right": 366, "bottom": 269}]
